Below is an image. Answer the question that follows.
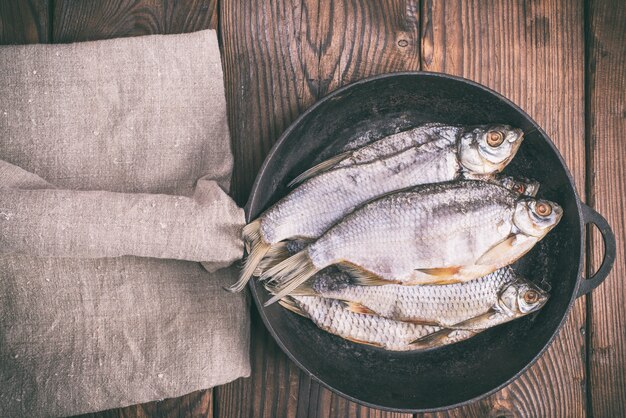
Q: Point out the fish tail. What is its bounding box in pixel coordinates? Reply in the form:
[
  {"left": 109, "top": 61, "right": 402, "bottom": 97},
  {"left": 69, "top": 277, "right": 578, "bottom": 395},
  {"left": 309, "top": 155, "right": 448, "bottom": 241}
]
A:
[
  {"left": 340, "top": 301, "right": 378, "bottom": 315},
  {"left": 261, "top": 251, "right": 320, "bottom": 306},
  {"left": 264, "top": 273, "right": 318, "bottom": 297},
  {"left": 253, "top": 242, "right": 291, "bottom": 276},
  {"left": 282, "top": 279, "right": 319, "bottom": 296},
  {"left": 287, "top": 151, "right": 350, "bottom": 187},
  {"left": 242, "top": 219, "right": 262, "bottom": 246},
  {"left": 277, "top": 297, "right": 308, "bottom": 318},
  {"left": 225, "top": 232, "right": 270, "bottom": 293}
]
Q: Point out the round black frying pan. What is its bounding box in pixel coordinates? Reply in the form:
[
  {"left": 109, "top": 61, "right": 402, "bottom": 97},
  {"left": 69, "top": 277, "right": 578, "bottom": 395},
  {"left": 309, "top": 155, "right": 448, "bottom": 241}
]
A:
[{"left": 244, "top": 72, "right": 616, "bottom": 412}]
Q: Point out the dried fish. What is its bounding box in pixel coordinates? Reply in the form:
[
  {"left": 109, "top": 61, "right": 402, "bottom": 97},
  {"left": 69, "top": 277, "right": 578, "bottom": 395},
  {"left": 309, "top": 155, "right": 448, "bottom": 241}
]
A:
[
  {"left": 230, "top": 125, "right": 524, "bottom": 292},
  {"left": 281, "top": 278, "right": 548, "bottom": 351},
  {"left": 280, "top": 295, "right": 444, "bottom": 351},
  {"left": 282, "top": 267, "right": 547, "bottom": 329},
  {"left": 262, "top": 180, "right": 561, "bottom": 305},
  {"left": 253, "top": 175, "right": 540, "bottom": 276},
  {"left": 288, "top": 123, "right": 465, "bottom": 186}
]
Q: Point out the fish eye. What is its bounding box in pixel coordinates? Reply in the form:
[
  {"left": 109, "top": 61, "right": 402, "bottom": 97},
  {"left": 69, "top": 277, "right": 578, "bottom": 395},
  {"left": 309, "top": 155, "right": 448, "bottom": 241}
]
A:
[
  {"left": 515, "top": 184, "right": 526, "bottom": 194},
  {"left": 486, "top": 131, "right": 504, "bottom": 147},
  {"left": 523, "top": 289, "right": 539, "bottom": 304},
  {"left": 535, "top": 202, "right": 552, "bottom": 216}
]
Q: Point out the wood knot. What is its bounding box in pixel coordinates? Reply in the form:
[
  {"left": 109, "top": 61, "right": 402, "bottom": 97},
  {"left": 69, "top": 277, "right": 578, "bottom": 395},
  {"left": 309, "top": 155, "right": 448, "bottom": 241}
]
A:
[{"left": 397, "top": 39, "right": 409, "bottom": 47}]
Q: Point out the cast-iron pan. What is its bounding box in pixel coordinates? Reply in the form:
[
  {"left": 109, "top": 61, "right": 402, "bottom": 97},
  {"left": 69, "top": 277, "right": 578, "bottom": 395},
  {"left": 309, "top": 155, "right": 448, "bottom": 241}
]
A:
[{"left": 244, "top": 72, "right": 616, "bottom": 412}]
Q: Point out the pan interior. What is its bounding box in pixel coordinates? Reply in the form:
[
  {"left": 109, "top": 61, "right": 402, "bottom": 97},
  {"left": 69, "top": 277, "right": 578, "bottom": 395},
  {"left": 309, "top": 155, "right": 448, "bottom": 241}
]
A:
[{"left": 248, "top": 74, "right": 581, "bottom": 411}]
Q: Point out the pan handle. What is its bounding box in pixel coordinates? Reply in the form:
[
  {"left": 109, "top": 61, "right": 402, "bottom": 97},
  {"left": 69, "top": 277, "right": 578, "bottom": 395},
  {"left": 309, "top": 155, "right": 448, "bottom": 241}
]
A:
[{"left": 576, "top": 204, "right": 616, "bottom": 298}]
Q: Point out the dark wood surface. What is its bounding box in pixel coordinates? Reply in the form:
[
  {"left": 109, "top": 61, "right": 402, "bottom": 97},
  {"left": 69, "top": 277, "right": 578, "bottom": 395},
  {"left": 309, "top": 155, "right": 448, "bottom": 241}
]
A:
[
  {"left": 0, "top": 1, "right": 623, "bottom": 417},
  {"left": 586, "top": 0, "right": 626, "bottom": 417},
  {"left": 0, "top": 0, "right": 49, "bottom": 43}
]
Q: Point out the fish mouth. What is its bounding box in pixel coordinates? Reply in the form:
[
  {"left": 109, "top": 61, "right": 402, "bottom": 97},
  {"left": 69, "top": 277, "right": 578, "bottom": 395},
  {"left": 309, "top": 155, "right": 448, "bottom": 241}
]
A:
[{"left": 509, "top": 128, "right": 524, "bottom": 142}]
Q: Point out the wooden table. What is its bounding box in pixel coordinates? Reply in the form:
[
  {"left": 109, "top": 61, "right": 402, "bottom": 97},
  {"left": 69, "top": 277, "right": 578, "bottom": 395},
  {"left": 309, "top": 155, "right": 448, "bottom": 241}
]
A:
[{"left": 1, "top": 1, "right": 624, "bottom": 416}]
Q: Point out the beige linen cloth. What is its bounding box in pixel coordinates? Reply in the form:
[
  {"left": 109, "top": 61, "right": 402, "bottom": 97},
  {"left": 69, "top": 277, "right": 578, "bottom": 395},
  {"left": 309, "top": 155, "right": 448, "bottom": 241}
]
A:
[{"left": 0, "top": 30, "right": 250, "bottom": 417}]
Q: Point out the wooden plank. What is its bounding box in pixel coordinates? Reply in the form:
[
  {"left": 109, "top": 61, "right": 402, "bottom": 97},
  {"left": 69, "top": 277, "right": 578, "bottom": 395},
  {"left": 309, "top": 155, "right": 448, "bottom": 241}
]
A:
[
  {"left": 53, "top": 0, "right": 216, "bottom": 43},
  {"left": 0, "top": 0, "right": 49, "bottom": 44},
  {"left": 75, "top": 390, "right": 213, "bottom": 418},
  {"left": 222, "top": 0, "right": 421, "bottom": 206},
  {"left": 51, "top": 1, "right": 218, "bottom": 417},
  {"left": 218, "top": 0, "right": 419, "bottom": 416},
  {"left": 587, "top": 0, "right": 626, "bottom": 416},
  {"left": 420, "top": 0, "right": 587, "bottom": 416}
]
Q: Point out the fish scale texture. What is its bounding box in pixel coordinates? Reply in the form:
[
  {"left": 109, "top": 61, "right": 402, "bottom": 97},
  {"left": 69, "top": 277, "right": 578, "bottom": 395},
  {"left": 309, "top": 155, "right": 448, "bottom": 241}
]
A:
[
  {"left": 308, "top": 181, "right": 517, "bottom": 282},
  {"left": 261, "top": 133, "right": 459, "bottom": 243},
  {"left": 294, "top": 296, "right": 442, "bottom": 351},
  {"left": 313, "top": 267, "right": 515, "bottom": 326}
]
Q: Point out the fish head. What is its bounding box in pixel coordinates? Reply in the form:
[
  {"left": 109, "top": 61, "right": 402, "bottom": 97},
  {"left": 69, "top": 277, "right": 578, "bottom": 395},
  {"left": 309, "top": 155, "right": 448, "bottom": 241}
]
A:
[
  {"left": 513, "top": 198, "right": 563, "bottom": 237},
  {"left": 497, "top": 278, "right": 549, "bottom": 317},
  {"left": 458, "top": 125, "right": 524, "bottom": 175},
  {"left": 497, "top": 175, "right": 541, "bottom": 197}
]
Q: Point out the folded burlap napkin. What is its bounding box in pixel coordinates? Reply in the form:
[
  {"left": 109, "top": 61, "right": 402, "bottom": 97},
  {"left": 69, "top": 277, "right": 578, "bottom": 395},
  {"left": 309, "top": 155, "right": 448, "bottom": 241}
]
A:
[{"left": 0, "top": 30, "right": 250, "bottom": 417}]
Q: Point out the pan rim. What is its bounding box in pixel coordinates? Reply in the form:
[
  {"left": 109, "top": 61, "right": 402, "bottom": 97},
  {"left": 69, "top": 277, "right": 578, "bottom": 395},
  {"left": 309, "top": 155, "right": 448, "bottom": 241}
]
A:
[{"left": 245, "top": 71, "right": 585, "bottom": 413}]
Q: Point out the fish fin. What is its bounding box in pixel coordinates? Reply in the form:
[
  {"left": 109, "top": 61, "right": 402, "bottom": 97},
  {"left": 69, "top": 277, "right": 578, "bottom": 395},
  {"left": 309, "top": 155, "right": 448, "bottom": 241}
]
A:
[
  {"left": 277, "top": 297, "right": 308, "bottom": 318},
  {"left": 404, "top": 318, "right": 442, "bottom": 326},
  {"left": 263, "top": 274, "right": 317, "bottom": 297},
  {"left": 339, "top": 262, "right": 400, "bottom": 286},
  {"left": 285, "top": 285, "right": 318, "bottom": 296},
  {"left": 409, "top": 329, "right": 453, "bottom": 345},
  {"left": 444, "top": 309, "right": 501, "bottom": 330},
  {"left": 474, "top": 236, "right": 517, "bottom": 266},
  {"left": 409, "top": 329, "right": 477, "bottom": 349},
  {"left": 400, "top": 277, "right": 463, "bottom": 286},
  {"left": 253, "top": 242, "right": 290, "bottom": 276},
  {"left": 477, "top": 234, "right": 539, "bottom": 267},
  {"left": 225, "top": 237, "right": 270, "bottom": 293},
  {"left": 434, "top": 278, "right": 464, "bottom": 285},
  {"left": 415, "top": 266, "right": 462, "bottom": 278},
  {"left": 262, "top": 250, "right": 310, "bottom": 280},
  {"left": 242, "top": 221, "right": 261, "bottom": 253},
  {"left": 242, "top": 219, "right": 262, "bottom": 244},
  {"left": 475, "top": 234, "right": 541, "bottom": 267},
  {"left": 280, "top": 275, "right": 319, "bottom": 296},
  {"left": 343, "top": 335, "right": 385, "bottom": 348},
  {"left": 261, "top": 251, "right": 320, "bottom": 306},
  {"left": 287, "top": 151, "right": 351, "bottom": 187},
  {"left": 340, "top": 301, "right": 378, "bottom": 315}
]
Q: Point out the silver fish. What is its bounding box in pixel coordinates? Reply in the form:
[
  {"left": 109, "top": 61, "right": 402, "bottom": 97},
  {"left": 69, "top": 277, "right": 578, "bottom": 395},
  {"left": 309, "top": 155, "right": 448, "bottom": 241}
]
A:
[
  {"left": 288, "top": 123, "right": 466, "bottom": 186},
  {"left": 281, "top": 280, "right": 548, "bottom": 351},
  {"left": 280, "top": 295, "right": 444, "bottom": 351},
  {"left": 285, "top": 267, "right": 546, "bottom": 329},
  {"left": 253, "top": 175, "right": 540, "bottom": 276},
  {"left": 262, "top": 180, "right": 561, "bottom": 305},
  {"left": 230, "top": 125, "right": 524, "bottom": 292}
]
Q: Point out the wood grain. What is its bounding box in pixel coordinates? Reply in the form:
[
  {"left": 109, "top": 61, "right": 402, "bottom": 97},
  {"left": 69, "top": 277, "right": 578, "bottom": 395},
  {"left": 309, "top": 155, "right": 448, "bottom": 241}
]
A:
[
  {"left": 222, "top": 0, "right": 421, "bottom": 206},
  {"left": 420, "top": 0, "right": 586, "bottom": 416},
  {"left": 0, "top": 0, "right": 49, "bottom": 44},
  {"left": 218, "top": 0, "right": 419, "bottom": 416},
  {"left": 53, "top": 0, "right": 216, "bottom": 43},
  {"left": 76, "top": 390, "right": 213, "bottom": 418},
  {"left": 587, "top": 0, "right": 626, "bottom": 416}
]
